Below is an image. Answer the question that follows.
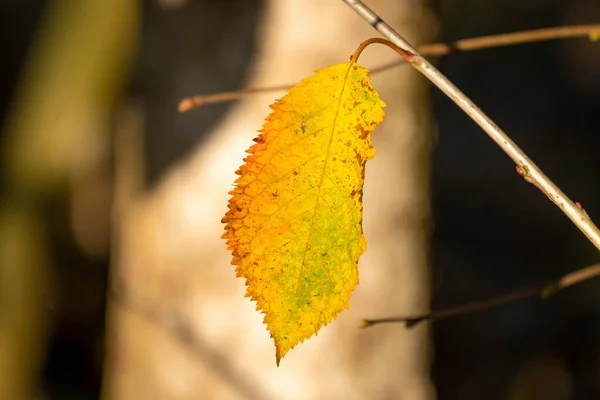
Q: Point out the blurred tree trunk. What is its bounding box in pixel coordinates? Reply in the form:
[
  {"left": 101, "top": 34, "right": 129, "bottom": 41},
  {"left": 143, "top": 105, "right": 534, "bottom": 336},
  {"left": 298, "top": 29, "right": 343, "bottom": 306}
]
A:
[
  {"left": 0, "top": 0, "right": 138, "bottom": 397},
  {"left": 103, "top": 1, "right": 436, "bottom": 399}
]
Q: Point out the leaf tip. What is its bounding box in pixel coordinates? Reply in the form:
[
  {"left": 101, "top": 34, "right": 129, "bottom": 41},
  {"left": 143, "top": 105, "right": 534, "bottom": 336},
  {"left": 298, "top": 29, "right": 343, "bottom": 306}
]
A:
[{"left": 275, "top": 343, "right": 286, "bottom": 367}]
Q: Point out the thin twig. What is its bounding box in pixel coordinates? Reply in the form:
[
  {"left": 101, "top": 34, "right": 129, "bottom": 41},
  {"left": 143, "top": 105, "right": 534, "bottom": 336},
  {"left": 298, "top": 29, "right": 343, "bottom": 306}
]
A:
[
  {"left": 362, "top": 264, "right": 600, "bottom": 328},
  {"left": 557, "top": 262, "right": 600, "bottom": 288},
  {"left": 178, "top": 85, "right": 290, "bottom": 112},
  {"left": 178, "top": 24, "right": 600, "bottom": 111},
  {"left": 422, "top": 24, "right": 600, "bottom": 54},
  {"left": 343, "top": 0, "right": 600, "bottom": 251}
]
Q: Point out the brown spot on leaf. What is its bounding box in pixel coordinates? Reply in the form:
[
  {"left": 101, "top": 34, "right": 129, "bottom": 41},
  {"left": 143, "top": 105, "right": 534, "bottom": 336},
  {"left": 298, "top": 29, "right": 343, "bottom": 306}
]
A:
[
  {"left": 354, "top": 149, "right": 363, "bottom": 164},
  {"left": 355, "top": 123, "right": 370, "bottom": 139}
]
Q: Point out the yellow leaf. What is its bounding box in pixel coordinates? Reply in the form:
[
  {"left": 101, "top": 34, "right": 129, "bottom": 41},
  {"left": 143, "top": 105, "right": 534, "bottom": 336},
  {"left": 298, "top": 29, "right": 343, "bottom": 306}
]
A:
[
  {"left": 222, "top": 61, "right": 385, "bottom": 364},
  {"left": 591, "top": 30, "right": 600, "bottom": 41}
]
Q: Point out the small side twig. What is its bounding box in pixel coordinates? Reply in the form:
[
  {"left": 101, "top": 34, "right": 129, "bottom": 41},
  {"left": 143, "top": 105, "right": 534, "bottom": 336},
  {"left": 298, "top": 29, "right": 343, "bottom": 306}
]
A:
[
  {"left": 178, "top": 24, "right": 600, "bottom": 111},
  {"left": 178, "top": 85, "right": 290, "bottom": 112},
  {"left": 362, "top": 263, "right": 600, "bottom": 328}
]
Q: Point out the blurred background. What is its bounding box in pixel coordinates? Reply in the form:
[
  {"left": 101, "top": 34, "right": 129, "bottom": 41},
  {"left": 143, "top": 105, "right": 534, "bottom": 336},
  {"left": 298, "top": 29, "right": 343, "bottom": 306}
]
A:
[{"left": 0, "top": 0, "right": 599, "bottom": 399}]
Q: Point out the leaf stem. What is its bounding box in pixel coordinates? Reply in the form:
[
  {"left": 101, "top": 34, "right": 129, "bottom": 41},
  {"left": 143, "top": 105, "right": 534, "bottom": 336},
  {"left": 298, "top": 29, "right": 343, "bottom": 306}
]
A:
[
  {"left": 177, "top": 24, "right": 600, "bottom": 112},
  {"left": 350, "top": 37, "right": 412, "bottom": 63},
  {"left": 361, "top": 263, "right": 600, "bottom": 328},
  {"left": 343, "top": 0, "right": 600, "bottom": 252}
]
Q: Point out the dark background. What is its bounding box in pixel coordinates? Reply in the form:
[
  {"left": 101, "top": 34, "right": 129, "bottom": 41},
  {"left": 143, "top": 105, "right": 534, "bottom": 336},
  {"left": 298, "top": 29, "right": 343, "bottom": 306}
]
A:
[
  {"left": 1, "top": 0, "right": 599, "bottom": 398},
  {"left": 431, "top": 0, "right": 600, "bottom": 398}
]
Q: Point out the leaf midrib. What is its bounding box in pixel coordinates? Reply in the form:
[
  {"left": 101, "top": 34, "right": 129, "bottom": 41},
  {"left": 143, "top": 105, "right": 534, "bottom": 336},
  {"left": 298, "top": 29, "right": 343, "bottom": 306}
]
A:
[{"left": 285, "top": 62, "right": 355, "bottom": 332}]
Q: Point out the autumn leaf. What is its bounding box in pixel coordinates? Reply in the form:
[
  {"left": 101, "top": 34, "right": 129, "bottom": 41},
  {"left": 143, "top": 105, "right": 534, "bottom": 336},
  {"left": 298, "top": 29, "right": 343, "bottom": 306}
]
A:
[{"left": 222, "top": 61, "right": 385, "bottom": 365}]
